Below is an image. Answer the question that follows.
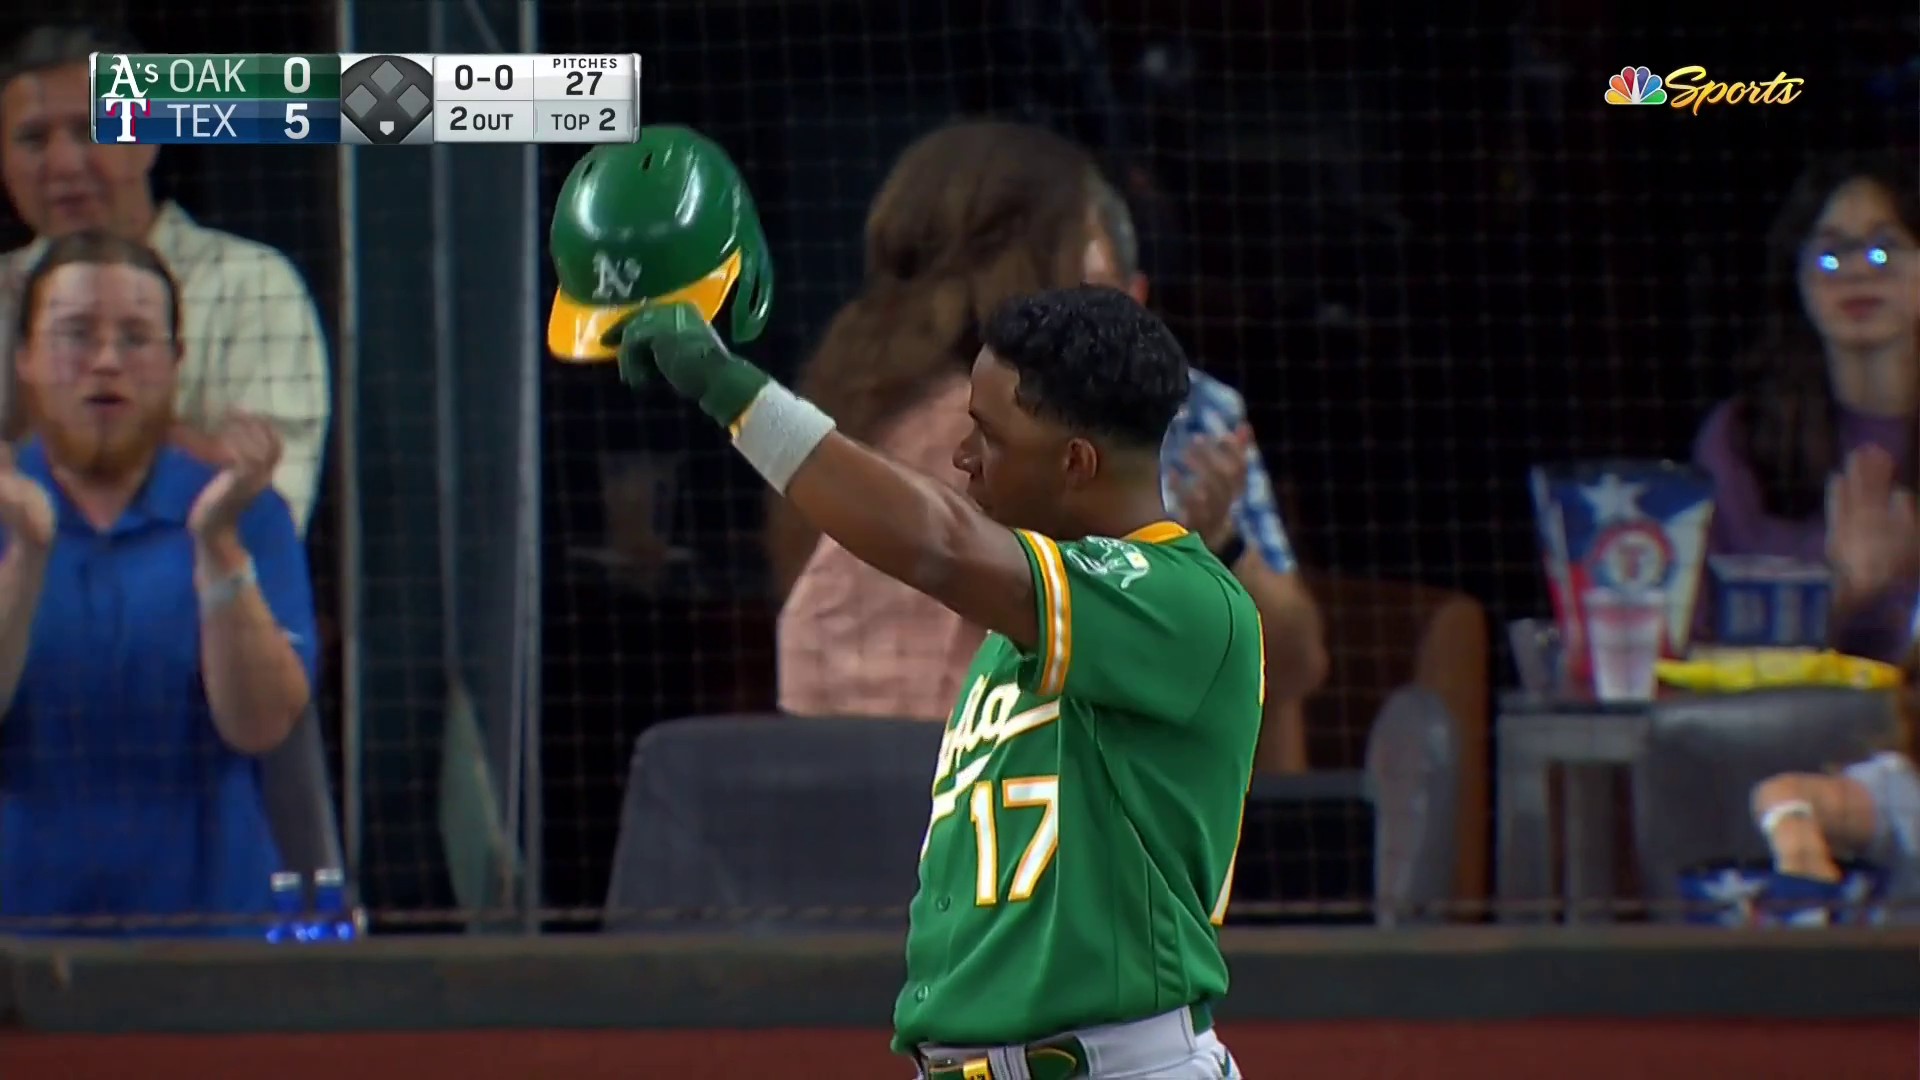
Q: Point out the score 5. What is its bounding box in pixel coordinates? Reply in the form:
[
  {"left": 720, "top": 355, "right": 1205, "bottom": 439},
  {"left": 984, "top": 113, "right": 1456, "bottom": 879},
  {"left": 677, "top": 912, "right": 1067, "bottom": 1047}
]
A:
[{"left": 284, "top": 103, "right": 309, "bottom": 140}]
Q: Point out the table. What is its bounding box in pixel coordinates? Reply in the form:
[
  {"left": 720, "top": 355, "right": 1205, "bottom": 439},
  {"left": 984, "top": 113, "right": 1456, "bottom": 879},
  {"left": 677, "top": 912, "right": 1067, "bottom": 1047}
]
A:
[{"left": 1494, "top": 693, "right": 1651, "bottom": 923}]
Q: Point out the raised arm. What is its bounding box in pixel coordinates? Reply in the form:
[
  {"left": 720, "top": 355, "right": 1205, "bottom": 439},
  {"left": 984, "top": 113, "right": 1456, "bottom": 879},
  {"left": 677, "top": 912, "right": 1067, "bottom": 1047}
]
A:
[
  {"left": 189, "top": 417, "right": 316, "bottom": 755},
  {"left": 0, "top": 448, "right": 54, "bottom": 716},
  {"left": 177, "top": 249, "right": 332, "bottom": 533},
  {"left": 615, "top": 302, "right": 1039, "bottom": 646},
  {"left": 782, "top": 434, "right": 1038, "bottom": 648}
]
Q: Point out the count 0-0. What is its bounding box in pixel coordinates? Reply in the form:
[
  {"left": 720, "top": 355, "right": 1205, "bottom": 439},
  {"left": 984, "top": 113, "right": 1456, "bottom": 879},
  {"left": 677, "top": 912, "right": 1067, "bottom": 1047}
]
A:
[{"left": 453, "top": 63, "right": 515, "bottom": 91}]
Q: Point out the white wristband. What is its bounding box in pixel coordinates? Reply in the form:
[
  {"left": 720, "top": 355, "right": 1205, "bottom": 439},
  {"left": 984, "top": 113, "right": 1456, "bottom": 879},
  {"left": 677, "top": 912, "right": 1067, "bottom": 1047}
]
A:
[
  {"left": 198, "top": 556, "right": 258, "bottom": 614},
  {"left": 732, "top": 383, "right": 836, "bottom": 495},
  {"left": 1759, "top": 799, "right": 1815, "bottom": 835}
]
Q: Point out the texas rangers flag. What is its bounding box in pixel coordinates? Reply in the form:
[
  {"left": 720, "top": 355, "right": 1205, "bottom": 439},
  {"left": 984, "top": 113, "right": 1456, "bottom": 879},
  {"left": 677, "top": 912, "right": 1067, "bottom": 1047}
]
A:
[{"left": 1529, "top": 460, "right": 1715, "bottom": 682}]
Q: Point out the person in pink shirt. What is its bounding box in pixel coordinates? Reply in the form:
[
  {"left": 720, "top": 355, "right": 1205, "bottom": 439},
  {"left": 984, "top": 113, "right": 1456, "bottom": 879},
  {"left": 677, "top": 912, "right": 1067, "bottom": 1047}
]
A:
[
  {"left": 772, "top": 122, "right": 1327, "bottom": 770},
  {"left": 768, "top": 122, "right": 1101, "bottom": 721},
  {"left": 1692, "top": 153, "right": 1918, "bottom": 661}
]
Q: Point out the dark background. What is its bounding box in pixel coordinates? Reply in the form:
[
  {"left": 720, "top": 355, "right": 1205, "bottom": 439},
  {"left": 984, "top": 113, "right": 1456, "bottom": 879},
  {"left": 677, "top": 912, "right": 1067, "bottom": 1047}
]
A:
[{"left": 2, "top": 0, "right": 1912, "bottom": 916}]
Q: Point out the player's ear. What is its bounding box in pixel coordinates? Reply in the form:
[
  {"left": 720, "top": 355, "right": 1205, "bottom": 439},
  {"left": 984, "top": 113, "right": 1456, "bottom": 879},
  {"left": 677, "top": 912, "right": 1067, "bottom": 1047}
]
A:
[
  {"left": 1128, "top": 272, "right": 1149, "bottom": 306},
  {"left": 1062, "top": 436, "right": 1100, "bottom": 488}
]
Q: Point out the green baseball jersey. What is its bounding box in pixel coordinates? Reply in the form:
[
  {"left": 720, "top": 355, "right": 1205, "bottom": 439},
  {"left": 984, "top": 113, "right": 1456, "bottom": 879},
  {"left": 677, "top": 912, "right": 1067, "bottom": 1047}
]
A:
[{"left": 891, "top": 521, "right": 1265, "bottom": 1053}]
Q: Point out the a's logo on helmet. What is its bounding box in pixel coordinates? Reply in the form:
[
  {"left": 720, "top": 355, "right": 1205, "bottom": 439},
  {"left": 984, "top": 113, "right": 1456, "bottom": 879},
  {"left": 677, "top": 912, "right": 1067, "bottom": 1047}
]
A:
[{"left": 592, "top": 252, "right": 643, "bottom": 301}]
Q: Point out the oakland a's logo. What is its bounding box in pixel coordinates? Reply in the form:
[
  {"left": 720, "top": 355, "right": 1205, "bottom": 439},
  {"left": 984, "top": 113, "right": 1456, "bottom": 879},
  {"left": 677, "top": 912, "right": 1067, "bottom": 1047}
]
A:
[
  {"left": 591, "top": 252, "right": 642, "bottom": 300},
  {"left": 1062, "top": 537, "right": 1150, "bottom": 590},
  {"left": 1587, "top": 522, "right": 1672, "bottom": 591}
]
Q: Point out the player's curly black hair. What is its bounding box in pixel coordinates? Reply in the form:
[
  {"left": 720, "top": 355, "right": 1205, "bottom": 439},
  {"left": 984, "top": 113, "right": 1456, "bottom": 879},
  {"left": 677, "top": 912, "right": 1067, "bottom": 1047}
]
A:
[{"left": 981, "top": 285, "right": 1190, "bottom": 450}]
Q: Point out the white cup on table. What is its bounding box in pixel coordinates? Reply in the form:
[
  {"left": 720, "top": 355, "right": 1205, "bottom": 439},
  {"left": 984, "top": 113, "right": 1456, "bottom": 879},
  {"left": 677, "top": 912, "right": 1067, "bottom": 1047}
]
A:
[{"left": 1583, "top": 587, "right": 1665, "bottom": 703}]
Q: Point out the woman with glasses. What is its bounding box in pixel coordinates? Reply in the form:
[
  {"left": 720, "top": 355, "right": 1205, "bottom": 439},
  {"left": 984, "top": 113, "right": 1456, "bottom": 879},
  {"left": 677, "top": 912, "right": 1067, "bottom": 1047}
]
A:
[{"left": 1692, "top": 152, "right": 1919, "bottom": 662}]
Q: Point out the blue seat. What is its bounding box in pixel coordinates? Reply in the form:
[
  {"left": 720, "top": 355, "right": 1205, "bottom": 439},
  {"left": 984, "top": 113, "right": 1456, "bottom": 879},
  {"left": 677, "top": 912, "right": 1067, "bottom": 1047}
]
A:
[{"left": 605, "top": 713, "right": 943, "bottom": 934}]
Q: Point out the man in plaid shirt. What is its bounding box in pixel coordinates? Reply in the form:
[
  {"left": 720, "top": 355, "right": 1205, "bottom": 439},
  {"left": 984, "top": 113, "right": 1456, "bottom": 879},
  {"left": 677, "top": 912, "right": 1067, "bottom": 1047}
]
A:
[{"left": 1088, "top": 176, "right": 1328, "bottom": 771}]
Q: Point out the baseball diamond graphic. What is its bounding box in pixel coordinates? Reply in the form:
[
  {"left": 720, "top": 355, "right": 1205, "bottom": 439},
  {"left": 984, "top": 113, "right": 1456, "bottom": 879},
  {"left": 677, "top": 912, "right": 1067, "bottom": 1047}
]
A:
[{"left": 340, "top": 55, "right": 433, "bottom": 145}]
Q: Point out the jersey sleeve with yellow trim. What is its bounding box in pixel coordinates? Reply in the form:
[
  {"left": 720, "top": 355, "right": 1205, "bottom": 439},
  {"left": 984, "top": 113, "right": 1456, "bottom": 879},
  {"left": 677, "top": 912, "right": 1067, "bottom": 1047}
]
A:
[{"left": 1010, "top": 530, "right": 1238, "bottom": 718}]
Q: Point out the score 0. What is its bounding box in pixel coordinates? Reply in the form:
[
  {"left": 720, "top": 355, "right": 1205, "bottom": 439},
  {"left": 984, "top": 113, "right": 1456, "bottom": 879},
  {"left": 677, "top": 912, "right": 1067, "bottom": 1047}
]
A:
[{"left": 531, "top": 54, "right": 638, "bottom": 143}]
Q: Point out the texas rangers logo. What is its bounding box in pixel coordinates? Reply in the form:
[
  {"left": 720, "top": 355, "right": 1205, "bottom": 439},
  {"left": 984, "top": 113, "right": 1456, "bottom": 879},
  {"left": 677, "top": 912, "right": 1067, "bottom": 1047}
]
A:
[
  {"left": 1588, "top": 521, "right": 1672, "bottom": 591},
  {"left": 1531, "top": 461, "right": 1715, "bottom": 664},
  {"left": 1578, "top": 471, "right": 1674, "bottom": 591}
]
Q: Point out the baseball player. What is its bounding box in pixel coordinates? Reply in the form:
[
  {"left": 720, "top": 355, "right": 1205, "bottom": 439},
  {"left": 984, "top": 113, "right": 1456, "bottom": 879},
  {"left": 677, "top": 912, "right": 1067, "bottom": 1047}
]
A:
[{"left": 552, "top": 130, "right": 1258, "bottom": 1079}]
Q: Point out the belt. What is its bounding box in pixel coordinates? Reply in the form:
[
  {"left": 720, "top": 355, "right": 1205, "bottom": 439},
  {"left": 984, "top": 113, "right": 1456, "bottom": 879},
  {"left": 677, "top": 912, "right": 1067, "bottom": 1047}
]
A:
[{"left": 921, "top": 1003, "right": 1213, "bottom": 1080}]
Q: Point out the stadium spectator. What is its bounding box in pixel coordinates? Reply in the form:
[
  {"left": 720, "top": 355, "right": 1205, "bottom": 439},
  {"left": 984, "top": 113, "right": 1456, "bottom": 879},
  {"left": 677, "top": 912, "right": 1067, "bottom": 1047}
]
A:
[
  {"left": 773, "top": 121, "right": 1326, "bottom": 770},
  {"left": 0, "top": 23, "right": 330, "bottom": 533},
  {"left": 1747, "top": 638, "right": 1919, "bottom": 920},
  {"left": 771, "top": 121, "right": 1089, "bottom": 721},
  {"left": 0, "top": 231, "right": 317, "bottom": 935},
  {"left": 1084, "top": 174, "right": 1327, "bottom": 771},
  {"left": 1693, "top": 153, "right": 1918, "bottom": 662}
]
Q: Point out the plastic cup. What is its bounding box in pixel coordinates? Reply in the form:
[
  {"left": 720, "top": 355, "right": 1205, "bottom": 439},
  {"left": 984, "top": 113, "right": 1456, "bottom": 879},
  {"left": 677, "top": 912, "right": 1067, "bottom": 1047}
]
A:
[
  {"left": 1507, "top": 618, "right": 1567, "bottom": 695},
  {"left": 1583, "top": 588, "right": 1664, "bottom": 702}
]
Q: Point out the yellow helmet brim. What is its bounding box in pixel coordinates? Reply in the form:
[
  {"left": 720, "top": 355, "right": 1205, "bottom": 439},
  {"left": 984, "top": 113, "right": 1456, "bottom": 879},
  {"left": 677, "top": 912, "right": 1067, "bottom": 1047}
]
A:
[{"left": 546, "top": 250, "right": 744, "bottom": 363}]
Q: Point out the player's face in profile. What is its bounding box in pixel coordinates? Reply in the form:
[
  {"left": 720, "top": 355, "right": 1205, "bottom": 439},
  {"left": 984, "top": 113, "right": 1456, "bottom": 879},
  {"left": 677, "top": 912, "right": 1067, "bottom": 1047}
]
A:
[
  {"left": 20, "top": 262, "right": 179, "bottom": 480},
  {"left": 956, "top": 349, "right": 1064, "bottom": 532},
  {"left": 1, "top": 64, "right": 159, "bottom": 238}
]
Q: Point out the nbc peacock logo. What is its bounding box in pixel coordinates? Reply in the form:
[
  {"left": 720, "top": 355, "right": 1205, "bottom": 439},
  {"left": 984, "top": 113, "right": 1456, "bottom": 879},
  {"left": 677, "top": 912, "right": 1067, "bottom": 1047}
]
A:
[
  {"left": 1604, "top": 65, "right": 1804, "bottom": 111},
  {"left": 1605, "top": 66, "right": 1666, "bottom": 105}
]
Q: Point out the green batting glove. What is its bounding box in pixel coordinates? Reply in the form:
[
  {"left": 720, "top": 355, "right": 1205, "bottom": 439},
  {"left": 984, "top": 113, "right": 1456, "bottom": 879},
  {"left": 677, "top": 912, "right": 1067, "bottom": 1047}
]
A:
[{"left": 610, "top": 302, "right": 771, "bottom": 428}]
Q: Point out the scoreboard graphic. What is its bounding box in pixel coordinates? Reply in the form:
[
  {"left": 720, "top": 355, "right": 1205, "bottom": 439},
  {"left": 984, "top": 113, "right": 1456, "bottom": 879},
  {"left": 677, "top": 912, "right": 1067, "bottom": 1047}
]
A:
[{"left": 89, "top": 53, "right": 642, "bottom": 146}]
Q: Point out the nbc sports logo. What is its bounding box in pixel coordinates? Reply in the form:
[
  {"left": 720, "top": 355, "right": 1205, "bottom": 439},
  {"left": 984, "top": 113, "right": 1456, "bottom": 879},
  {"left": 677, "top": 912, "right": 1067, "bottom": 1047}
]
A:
[{"left": 1605, "top": 66, "right": 1666, "bottom": 105}]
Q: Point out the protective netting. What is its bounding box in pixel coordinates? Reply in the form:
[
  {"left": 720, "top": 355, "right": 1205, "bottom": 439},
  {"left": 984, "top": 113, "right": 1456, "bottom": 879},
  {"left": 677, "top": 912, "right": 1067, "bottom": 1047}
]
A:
[{"left": 0, "top": 1, "right": 1908, "bottom": 933}]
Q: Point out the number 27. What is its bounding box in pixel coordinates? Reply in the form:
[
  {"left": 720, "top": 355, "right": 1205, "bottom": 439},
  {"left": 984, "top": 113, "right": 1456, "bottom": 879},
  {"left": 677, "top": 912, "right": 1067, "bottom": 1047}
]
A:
[{"left": 964, "top": 775, "right": 1058, "bottom": 906}]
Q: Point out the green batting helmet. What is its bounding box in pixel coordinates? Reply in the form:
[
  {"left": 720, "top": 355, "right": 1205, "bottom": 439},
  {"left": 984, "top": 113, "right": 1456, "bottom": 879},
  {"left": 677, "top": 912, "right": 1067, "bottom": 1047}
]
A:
[{"left": 547, "top": 126, "right": 773, "bottom": 362}]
